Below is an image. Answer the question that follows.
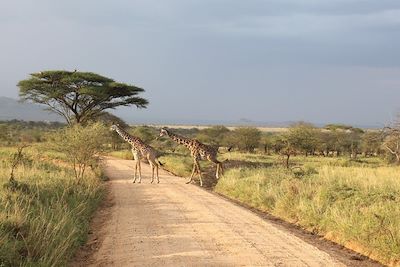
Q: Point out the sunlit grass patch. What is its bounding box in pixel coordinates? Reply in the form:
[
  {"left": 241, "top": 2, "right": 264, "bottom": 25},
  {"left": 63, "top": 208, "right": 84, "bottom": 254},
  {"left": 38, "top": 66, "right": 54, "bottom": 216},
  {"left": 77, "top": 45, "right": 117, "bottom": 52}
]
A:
[
  {"left": 0, "top": 146, "right": 104, "bottom": 266},
  {"left": 159, "top": 154, "right": 194, "bottom": 177},
  {"left": 215, "top": 163, "right": 400, "bottom": 265},
  {"left": 108, "top": 150, "right": 133, "bottom": 160}
]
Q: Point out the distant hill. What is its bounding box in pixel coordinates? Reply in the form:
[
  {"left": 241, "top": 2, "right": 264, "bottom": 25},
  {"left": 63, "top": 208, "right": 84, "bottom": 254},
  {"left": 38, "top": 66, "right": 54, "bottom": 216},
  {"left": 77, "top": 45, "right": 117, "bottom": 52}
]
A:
[
  {"left": 0, "top": 96, "right": 379, "bottom": 129},
  {"left": 0, "top": 97, "right": 63, "bottom": 122}
]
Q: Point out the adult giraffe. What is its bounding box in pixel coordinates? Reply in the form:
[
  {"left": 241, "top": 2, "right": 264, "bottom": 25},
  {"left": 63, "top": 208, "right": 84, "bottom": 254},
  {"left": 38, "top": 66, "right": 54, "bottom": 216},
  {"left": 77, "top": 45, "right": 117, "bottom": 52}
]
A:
[
  {"left": 111, "top": 124, "right": 161, "bottom": 183},
  {"left": 158, "top": 128, "right": 223, "bottom": 186}
]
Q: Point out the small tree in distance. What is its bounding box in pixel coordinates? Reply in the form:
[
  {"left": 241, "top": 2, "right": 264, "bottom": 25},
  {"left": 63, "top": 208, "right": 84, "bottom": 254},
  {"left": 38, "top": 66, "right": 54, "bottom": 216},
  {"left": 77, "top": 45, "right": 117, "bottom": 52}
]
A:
[
  {"left": 230, "top": 127, "right": 261, "bottom": 152},
  {"left": 18, "top": 70, "right": 148, "bottom": 125},
  {"left": 276, "top": 134, "right": 296, "bottom": 168},
  {"left": 382, "top": 115, "right": 400, "bottom": 163},
  {"left": 196, "top": 126, "right": 230, "bottom": 147},
  {"left": 287, "top": 122, "right": 319, "bottom": 156}
]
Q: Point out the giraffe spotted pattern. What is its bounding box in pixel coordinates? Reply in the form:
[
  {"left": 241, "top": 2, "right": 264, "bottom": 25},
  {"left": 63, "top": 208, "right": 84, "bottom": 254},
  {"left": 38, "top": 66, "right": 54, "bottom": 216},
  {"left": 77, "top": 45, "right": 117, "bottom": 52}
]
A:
[
  {"left": 111, "top": 124, "right": 161, "bottom": 183},
  {"left": 158, "top": 128, "right": 223, "bottom": 186}
]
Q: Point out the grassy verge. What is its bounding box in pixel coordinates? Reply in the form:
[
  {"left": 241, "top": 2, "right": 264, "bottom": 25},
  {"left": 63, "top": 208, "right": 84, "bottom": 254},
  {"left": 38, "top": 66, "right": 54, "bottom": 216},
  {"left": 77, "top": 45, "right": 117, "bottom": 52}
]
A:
[
  {"left": 214, "top": 164, "right": 400, "bottom": 266},
  {"left": 0, "top": 146, "right": 105, "bottom": 266},
  {"left": 159, "top": 154, "right": 194, "bottom": 177},
  {"left": 107, "top": 150, "right": 132, "bottom": 160}
]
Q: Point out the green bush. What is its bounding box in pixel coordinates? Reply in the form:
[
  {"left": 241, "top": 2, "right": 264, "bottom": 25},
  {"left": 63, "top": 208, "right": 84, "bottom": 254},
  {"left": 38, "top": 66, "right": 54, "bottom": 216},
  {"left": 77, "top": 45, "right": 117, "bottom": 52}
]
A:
[{"left": 49, "top": 123, "right": 108, "bottom": 182}]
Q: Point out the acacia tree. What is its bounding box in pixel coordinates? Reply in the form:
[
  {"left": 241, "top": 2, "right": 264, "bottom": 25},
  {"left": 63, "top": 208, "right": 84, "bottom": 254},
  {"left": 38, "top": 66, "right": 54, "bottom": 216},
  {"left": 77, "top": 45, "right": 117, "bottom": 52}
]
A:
[
  {"left": 382, "top": 117, "right": 400, "bottom": 163},
  {"left": 273, "top": 122, "right": 318, "bottom": 168},
  {"left": 260, "top": 133, "right": 273, "bottom": 154},
  {"left": 272, "top": 133, "right": 297, "bottom": 168},
  {"left": 287, "top": 122, "right": 319, "bottom": 156},
  {"left": 230, "top": 127, "right": 261, "bottom": 152},
  {"left": 196, "top": 126, "right": 230, "bottom": 147},
  {"left": 18, "top": 70, "right": 148, "bottom": 124},
  {"left": 361, "top": 132, "right": 382, "bottom": 157},
  {"left": 346, "top": 128, "right": 364, "bottom": 158}
]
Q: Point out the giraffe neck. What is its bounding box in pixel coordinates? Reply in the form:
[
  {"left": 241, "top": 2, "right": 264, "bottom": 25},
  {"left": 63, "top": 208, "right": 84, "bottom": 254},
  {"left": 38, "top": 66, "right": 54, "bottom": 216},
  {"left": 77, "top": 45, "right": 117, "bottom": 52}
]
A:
[
  {"left": 166, "top": 131, "right": 193, "bottom": 149},
  {"left": 115, "top": 127, "right": 142, "bottom": 148}
]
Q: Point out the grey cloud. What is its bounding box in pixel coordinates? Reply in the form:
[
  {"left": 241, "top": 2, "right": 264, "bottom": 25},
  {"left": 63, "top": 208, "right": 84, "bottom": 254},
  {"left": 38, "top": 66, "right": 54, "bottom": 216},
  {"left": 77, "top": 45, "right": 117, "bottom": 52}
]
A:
[{"left": 1, "top": 0, "right": 400, "bottom": 125}]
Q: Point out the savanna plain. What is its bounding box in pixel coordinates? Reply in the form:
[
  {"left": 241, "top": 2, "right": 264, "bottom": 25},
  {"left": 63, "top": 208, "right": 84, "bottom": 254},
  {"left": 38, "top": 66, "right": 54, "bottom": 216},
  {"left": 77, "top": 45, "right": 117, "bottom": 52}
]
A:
[{"left": 1, "top": 120, "right": 399, "bottom": 266}]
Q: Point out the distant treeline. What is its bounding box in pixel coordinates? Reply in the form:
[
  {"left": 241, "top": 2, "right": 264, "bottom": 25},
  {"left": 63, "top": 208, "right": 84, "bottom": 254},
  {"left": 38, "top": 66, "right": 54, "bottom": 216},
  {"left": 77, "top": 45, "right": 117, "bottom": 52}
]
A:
[
  {"left": 110, "top": 122, "right": 395, "bottom": 165},
  {"left": 0, "top": 120, "right": 65, "bottom": 144},
  {"left": 177, "top": 124, "right": 380, "bottom": 155},
  {"left": 2, "top": 119, "right": 398, "bottom": 164}
]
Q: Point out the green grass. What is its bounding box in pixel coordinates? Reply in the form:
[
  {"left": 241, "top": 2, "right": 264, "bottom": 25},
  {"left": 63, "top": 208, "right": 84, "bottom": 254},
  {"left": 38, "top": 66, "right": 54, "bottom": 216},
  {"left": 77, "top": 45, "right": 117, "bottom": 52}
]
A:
[
  {"left": 108, "top": 150, "right": 133, "bottom": 160},
  {"left": 220, "top": 151, "right": 276, "bottom": 164},
  {"left": 0, "top": 146, "right": 104, "bottom": 266},
  {"left": 159, "top": 154, "right": 194, "bottom": 177},
  {"left": 214, "top": 162, "right": 400, "bottom": 266},
  {"left": 221, "top": 151, "right": 385, "bottom": 168}
]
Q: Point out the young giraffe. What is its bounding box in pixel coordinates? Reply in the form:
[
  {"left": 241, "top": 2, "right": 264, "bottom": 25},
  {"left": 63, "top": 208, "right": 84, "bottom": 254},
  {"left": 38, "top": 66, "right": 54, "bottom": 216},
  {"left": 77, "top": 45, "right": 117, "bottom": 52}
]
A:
[
  {"left": 111, "top": 124, "right": 161, "bottom": 183},
  {"left": 158, "top": 128, "right": 223, "bottom": 186}
]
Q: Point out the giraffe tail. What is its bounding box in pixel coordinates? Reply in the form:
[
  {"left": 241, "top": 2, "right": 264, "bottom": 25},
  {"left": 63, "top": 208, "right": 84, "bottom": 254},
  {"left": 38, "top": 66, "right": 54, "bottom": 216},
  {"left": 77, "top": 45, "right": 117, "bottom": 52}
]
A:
[{"left": 157, "top": 160, "right": 164, "bottom": 166}]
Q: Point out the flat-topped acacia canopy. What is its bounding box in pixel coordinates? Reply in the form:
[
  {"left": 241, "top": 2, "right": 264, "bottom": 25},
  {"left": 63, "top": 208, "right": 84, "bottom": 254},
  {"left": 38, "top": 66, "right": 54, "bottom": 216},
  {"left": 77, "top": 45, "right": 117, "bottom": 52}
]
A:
[{"left": 18, "top": 70, "right": 148, "bottom": 124}]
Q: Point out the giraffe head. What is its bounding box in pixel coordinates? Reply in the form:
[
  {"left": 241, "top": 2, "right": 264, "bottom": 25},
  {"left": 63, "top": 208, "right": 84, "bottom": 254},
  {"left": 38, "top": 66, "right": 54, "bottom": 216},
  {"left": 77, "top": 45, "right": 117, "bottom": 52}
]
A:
[
  {"left": 110, "top": 124, "right": 119, "bottom": 132},
  {"left": 157, "top": 128, "right": 169, "bottom": 139}
]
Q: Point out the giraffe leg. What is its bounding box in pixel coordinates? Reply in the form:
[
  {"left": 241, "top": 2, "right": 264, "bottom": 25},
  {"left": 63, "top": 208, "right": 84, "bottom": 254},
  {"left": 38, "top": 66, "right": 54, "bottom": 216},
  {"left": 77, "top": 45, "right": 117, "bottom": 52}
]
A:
[
  {"left": 132, "top": 150, "right": 140, "bottom": 183},
  {"left": 209, "top": 157, "right": 223, "bottom": 180},
  {"left": 133, "top": 160, "right": 138, "bottom": 183},
  {"left": 195, "top": 160, "right": 203, "bottom": 187},
  {"left": 150, "top": 162, "right": 155, "bottom": 183},
  {"left": 148, "top": 154, "right": 159, "bottom": 184},
  {"left": 219, "top": 162, "right": 224, "bottom": 176},
  {"left": 156, "top": 163, "right": 160, "bottom": 183},
  {"left": 215, "top": 161, "right": 224, "bottom": 179},
  {"left": 152, "top": 157, "right": 160, "bottom": 183},
  {"left": 186, "top": 160, "right": 198, "bottom": 184},
  {"left": 137, "top": 159, "right": 142, "bottom": 183}
]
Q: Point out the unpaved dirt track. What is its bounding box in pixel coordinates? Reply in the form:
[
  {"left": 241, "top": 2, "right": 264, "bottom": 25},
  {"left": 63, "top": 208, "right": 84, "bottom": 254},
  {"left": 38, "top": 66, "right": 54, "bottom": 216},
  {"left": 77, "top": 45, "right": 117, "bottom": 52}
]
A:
[{"left": 83, "top": 158, "right": 347, "bottom": 267}]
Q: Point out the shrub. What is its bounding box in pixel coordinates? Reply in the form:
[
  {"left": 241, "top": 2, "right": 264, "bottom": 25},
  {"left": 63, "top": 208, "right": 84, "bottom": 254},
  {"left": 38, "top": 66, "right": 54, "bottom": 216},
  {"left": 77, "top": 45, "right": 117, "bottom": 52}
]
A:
[{"left": 49, "top": 123, "right": 108, "bottom": 183}]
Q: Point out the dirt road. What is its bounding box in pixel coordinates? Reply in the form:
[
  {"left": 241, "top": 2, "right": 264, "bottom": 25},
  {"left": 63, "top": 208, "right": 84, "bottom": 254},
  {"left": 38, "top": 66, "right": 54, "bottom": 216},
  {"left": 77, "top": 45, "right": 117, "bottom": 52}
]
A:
[{"left": 78, "top": 158, "right": 351, "bottom": 266}]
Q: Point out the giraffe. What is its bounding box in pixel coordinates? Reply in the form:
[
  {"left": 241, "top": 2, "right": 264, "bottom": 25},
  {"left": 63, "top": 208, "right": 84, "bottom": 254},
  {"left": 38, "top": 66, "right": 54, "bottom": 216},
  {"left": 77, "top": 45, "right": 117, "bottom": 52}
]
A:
[
  {"left": 158, "top": 128, "right": 223, "bottom": 186},
  {"left": 111, "top": 124, "right": 161, "bottom": 184}
]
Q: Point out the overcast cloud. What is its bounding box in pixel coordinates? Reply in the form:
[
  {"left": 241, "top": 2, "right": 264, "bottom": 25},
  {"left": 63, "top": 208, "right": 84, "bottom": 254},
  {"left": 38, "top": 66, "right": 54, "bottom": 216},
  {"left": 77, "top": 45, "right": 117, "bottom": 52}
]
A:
[{"left": 1, "top": 0, "right": 400, "bottom": 126}]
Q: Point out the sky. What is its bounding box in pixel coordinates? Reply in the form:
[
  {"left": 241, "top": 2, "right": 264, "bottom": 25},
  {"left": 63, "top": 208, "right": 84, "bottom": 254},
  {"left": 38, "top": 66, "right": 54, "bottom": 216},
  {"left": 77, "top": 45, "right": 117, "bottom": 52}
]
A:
[{"left": 1, "top": 0, "right": 400, "bottom": 126}]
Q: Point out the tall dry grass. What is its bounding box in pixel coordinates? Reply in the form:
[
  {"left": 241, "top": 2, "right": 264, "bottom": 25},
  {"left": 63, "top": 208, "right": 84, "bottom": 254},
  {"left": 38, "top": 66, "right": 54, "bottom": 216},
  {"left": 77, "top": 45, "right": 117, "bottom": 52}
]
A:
[
  {"left": 0, "top": 145, "right": 104, "bottom": 266},
  {"left": 215, "top": 164, "right": 400, "bottom": 266}
]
